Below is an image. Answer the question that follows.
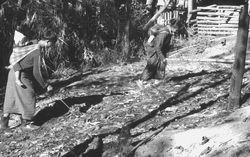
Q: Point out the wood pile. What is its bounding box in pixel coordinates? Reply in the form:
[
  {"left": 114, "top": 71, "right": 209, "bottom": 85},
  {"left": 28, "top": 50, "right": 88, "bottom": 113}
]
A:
[{"left": 192, "top": 5, "right": 243, "bottom": 36}]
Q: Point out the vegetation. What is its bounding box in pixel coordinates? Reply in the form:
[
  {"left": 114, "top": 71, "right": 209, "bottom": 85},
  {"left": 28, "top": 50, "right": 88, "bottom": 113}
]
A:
[{"left": 0, "top": 0, "right": 148, "bottom": 86}]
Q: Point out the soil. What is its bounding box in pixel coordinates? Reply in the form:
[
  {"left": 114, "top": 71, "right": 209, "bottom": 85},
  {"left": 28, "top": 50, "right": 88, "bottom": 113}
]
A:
[{"left": 1, "top": 35, "right": 250, "bottom": 157}]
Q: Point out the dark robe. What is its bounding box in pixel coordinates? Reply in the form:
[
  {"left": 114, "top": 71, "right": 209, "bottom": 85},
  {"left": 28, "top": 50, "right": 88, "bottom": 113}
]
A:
[{"left": 141, "top": 24, "right": 172, "bottom": 81}]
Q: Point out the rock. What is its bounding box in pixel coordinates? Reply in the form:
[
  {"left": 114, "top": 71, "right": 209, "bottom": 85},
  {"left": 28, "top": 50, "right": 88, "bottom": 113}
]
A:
[
  {"left": 81, "top": 137, "right": 103, "bottom": 157},
  {"left": 199, "top": 146, "right": 212, "bottom": 156},
  {"left": 134, "top": 137, "right": 172, "bottom": 157},
  {"left": 201, "top": 136, "right": 209, "bottom": 145},
  {"left": 221, "top": 38, "right": 226, "bottom": 46}
]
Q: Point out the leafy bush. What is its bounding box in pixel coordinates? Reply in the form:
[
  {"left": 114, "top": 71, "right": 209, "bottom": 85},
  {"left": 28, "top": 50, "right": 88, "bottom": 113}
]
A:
[{"left": 0, "top": 0, "right": 148, "bottom": 80}]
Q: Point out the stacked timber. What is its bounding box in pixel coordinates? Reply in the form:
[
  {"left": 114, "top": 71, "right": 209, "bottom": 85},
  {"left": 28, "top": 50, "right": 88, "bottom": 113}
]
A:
[{"left": 194, "top": 5, "right": 242, "bottom": 36}]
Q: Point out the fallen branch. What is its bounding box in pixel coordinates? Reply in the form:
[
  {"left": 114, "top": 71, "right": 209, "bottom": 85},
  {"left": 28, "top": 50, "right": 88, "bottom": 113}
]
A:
[{"left": 128, "top": 126, "right": 165, "bottom": 156}]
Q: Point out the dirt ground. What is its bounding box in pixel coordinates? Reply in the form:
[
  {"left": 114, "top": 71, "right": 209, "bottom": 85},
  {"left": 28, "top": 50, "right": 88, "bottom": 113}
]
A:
[{"left": 1, "top": 35, "right": 250, "bottom": 157}]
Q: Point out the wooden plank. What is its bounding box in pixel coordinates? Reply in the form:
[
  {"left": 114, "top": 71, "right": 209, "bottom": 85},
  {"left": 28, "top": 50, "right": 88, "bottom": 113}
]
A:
[
  {"left": 197, "top": 21, "right": 238, "bottom": 25},
  {"left": 197, "top": 20, "right": 238, "bottom": 24},
  {"left": 197, "top": 12, "right": 239, "bottom": 17},
  {"left": 197, "top": 25, "right": 238, "bottom": 28},
  {"left": 198, "top": 26, "right": 238, "bottom": 29},
  {"left": 197, "top": 21, "right": 239, "bottom": 24},
  {"left": 198, "top": 27, "right": 238, "bottom": 30},
  {"left": 198, "top": 19, "right": 239, "bottom": 23},
  {"left": 165, "top": 58, "right": 250, "bottom": 64},
  {"left": 196, "top": 19, "right": 239, "bottom": 25},
  {"left": 206, "top": 4, "right": 217, "bottom": 8},
  {"left": 198, "top": 31, "right": 237, "bottom": 35},
  {"left": 198, "top": 29, "right": 250, "bottom": 33},
  {"left": 197, "top": 7, "right": 239, "bottom": 11},
  {"left": 197, "top": 21, "right": 238, "bottom": 24},
  {"left": 198, "top": 22, "right": 238, "bottom": 25},
  {"left": 198, "top": 28, "right": 250, "bottom": 33},
  {"left": 198, "top": 28, "right": 236, "bottom": 31},
  {"left": 218, "top": 5, "right": 243, "bottom": 9},
  {"left": 190, "top": 19, "right": 197, "bottom": 23},
  {"left": 198, "top": 31, "right": 237, "bottom": 34},
  {"left": 198, "top": 27, "right": 238, "bottom": 31},
  {"left": 192, "top": 11, "right": 236, "bottom": 16},
  {"left": 197, "top": 23, "right": 238, "bottom": 26},
  {"left": 190, "top": 9, "right": 202, "bottom": 14},
  {"left": 196, "top": 5, "right": 242, "bottom": 11},
  {"left": 198, "top": 32, "right": 237, "bottom": 35},
  {"left": 197, "top": 16, "right": 238, "bottom": 21},
  {"left": 196, "top": 7, "right": 218, "bottom": 11},
  {"left": 197, "top": 20, "right": 239, "bottom": 24},
  {"left": 197, "top": 5, "right": 217, "bottom": 10},
  {"left": 197, "top": 18, "right": 239, "bottom": 22}
]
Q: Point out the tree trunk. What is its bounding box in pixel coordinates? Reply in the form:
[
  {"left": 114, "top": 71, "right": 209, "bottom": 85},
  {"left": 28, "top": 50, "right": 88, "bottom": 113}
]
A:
[
  {"left": 228, "top": 3, "right": 249, "bottom": 110},
  {"left": 115, "top": 0, "right": 131, "bottom": 62},
  {"left": 122, "top": 19, "right": 131, "bottom": 61},
  {"left": 0, "top": 31, "right": 14, "bottom": 87},
  {"left": 0, "top": 4, "right": 15, "bottom": 87},
  {"left": 0, "top": 29, "right": 14, "bottom": 87}
]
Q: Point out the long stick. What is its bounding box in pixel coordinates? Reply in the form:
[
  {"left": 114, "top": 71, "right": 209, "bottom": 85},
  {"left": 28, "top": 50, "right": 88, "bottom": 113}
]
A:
[
  {"left": 164, "top": 58, "right": 250, "bottom": 64},
  {"left": 143, "top": 5, "right": 169, "bottom": 31}
]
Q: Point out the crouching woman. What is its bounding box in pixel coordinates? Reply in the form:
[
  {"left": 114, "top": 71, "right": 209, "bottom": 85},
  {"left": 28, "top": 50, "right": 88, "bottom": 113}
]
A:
[
  {"left": 0, "top": 35, "right": 56, "bottom": 131},
  {"left": 141, "top": 24, "right": 172, "bottom": 81}
]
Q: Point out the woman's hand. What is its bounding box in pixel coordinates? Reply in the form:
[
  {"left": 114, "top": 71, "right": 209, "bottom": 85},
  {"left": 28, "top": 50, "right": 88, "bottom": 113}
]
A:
[
  {"left": 47, "top": 85, "right": 53, "bottom": 92},
  {"left": 38, "top": 40, "right": 51, "bottom": 48},
  {"left": 16, "top": 79, "right": 25, "bottom": 87}
]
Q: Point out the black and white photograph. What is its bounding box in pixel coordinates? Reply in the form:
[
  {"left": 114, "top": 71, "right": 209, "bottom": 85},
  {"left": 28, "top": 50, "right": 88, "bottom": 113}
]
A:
[{"left": 1, "top": 0, "right": 250, "bottom": 156}]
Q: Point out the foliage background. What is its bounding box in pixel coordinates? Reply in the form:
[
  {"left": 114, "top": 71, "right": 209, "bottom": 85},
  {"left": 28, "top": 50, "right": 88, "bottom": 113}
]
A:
[{"left": 0, "top": 0, "right": 148, "bottom": 86}]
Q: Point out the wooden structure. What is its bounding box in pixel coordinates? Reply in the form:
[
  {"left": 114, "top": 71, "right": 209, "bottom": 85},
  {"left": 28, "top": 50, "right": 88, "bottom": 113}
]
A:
[
  {"left": 143, "top": 0, "right": 188, "bottom": 31},
  {"left": 144, "top": 0, "right": 245, "bottom": 36},
  {"left": 193, "top": 5, "right": 243, "bottom": 35},
  {"left": 159, "top": 9, "right": 184, "bottom": 25}
]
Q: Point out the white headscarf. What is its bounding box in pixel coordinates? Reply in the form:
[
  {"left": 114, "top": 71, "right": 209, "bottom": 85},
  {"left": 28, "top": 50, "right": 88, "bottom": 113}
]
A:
[{"left": 14, "top": 30, "right": 26, "bottom": 46}]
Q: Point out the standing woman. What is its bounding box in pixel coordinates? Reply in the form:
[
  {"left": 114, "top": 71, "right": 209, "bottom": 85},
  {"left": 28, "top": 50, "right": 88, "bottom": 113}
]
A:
[{"left": 0, "top": 31, "right": 56, "bottom": 131}]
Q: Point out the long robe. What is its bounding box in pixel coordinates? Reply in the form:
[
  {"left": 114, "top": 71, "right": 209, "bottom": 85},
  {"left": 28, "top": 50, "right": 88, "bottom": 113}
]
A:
[
  {"left": 3, "top": 48, "right": 47, "bottom": 120},
  {"left": 141, "top": 24, "right": 172, "bottom": 81}
]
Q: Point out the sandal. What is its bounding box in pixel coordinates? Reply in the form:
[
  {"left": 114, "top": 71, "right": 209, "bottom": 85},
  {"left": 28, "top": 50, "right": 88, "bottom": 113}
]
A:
[{"left": 0, "top": 116, "right": 10, "bottom": 130}]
